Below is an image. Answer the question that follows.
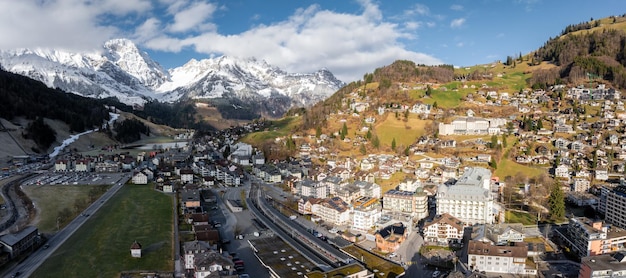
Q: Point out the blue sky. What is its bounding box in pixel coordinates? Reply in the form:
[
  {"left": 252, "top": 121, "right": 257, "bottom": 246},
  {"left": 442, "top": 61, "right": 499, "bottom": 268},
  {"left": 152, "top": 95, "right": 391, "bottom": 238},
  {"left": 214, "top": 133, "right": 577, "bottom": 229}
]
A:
[{"left": 0, "top": 0, "right": 623, "bottom": 82}]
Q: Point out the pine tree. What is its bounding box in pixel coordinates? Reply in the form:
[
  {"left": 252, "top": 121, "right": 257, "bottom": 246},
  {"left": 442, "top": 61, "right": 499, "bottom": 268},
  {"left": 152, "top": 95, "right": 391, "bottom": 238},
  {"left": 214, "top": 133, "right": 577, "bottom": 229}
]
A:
[
  {"left": 548, "top": 183, "right": 565, "bottom": 220},
  {"left": 315, "top": 126, "right": 322, "bottom": 138},
  {"left": 391, "top": 138, "right": 397, "bottom": 151},
  {"left": 489, "top": 157, "right": 498, "bottom": 169},
  {"left": 501, "top": 134, "right": 507, "bottom": 148},
  {"left": 491, "top": 135, "right": 498, "bottom": 149},
  {"left": 360, "top": 144, "right": 366, "bottom": 155},
  {"left": 372, "top": 136, "right": 380, "bottom": 149},
  {"left": 341, "top": 122, "right": 348, "bottom": 137}
]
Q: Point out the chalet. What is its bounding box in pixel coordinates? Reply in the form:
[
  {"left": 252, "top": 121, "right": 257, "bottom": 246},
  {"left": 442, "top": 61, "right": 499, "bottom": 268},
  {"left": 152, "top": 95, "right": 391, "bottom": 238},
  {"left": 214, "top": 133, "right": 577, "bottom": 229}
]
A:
[
  {"left": 75, "top": 159, "right": 91, "bottom": 172},
  {"left": 193, "top": 250, "right": 236, "bottom": 277},
  {"left": 423, "top": 213, "right": 464, "bottom": 245},
  {"left": 131, "top": 171, "right": 148, "bottom": 185},
  {"left": 555, "top": 164, "right": 571, "bottom": 179},
  {"left": 298, "top": 197, "right": 322, "bottom": 215},
  {"left": 54, "top": 159, "right": 69, "bottom": 171},
  {"left": 180, "top": 169, "right": 194, "bottom": 184}
]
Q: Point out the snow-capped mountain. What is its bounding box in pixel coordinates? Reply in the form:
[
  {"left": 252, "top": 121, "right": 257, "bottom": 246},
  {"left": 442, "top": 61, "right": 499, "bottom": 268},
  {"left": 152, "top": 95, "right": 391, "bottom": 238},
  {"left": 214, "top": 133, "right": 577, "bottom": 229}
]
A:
[{"left": 0, "top": 39, "right": 344, "bottom": 118}]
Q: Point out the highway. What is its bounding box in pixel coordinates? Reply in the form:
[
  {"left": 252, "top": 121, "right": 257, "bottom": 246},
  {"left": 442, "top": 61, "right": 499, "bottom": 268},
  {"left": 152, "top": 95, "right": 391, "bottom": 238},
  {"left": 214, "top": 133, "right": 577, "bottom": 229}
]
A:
[{"left": 3, "top": 174, "right": 130, "bottom": 278}]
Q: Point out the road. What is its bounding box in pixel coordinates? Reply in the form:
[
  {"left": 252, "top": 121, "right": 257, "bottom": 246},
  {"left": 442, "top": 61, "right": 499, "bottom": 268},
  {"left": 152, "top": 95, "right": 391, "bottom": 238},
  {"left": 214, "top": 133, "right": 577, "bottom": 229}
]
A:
[{"left": 3, "top": 174, "right": 130, "bottom": 278}]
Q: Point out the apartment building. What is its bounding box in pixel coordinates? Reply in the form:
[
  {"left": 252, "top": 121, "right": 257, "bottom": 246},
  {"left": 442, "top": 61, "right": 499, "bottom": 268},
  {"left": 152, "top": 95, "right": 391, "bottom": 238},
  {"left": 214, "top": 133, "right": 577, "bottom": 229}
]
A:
[
  {"left": 351, "top": 197, "right": 382, "bottom": 232},
  {"left": 606, "top": 185, "right": 626, "bottom": 230},
  {"left": 383, "top": 188, "right": 428, "bottom": 219},
  {"left": 436, "top": 167, "right": 494, "bottom": 225},
  {"left": 313, "top": 197, "right": 351, "bottom": 226},
  {"left": 556, "top": 217, "right": 626, "bottom": 258},
  {"left": 467, "top": 241, "right": 536, "bottom": 276}
]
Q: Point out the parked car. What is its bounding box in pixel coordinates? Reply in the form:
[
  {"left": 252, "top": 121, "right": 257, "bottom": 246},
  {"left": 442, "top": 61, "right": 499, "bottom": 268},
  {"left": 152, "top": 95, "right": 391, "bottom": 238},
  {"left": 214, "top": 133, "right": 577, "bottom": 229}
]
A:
[
  {"left": 389, "top": 252, "right": 397, "bottom": 258},
  {"left": 432, "top": 270, "right": 440, "bottom": 277}
]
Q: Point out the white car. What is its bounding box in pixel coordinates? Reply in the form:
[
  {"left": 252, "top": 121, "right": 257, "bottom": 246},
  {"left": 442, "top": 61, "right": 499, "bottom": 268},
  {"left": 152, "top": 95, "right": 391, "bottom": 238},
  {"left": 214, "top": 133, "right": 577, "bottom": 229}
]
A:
[
  {"left": 389, "top": 252, "right": 397, "bottom": 258},
  {"left": 432, "top": 270, "right": 440, "bottom": 277}
]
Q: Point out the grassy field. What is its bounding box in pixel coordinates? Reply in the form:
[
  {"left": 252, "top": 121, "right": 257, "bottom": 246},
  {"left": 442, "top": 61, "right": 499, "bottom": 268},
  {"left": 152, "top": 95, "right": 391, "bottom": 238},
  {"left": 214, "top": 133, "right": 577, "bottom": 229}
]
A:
[
  {"left": 242, "top": 117, "right": 301, "bottom": 145},
  {"left": 505, "top": 210, "right": 537, "bottom": 225},
  {"left": 341, "top": 245, "right": 405, "bottom": 278},
  {"left": 24, "top": 184, "right": 110, "bottom": 233},
  {"left": 494, "top": 158, "right": 547, "bottom": 180},
  {"left": 374, "top": 115, "right": 429, "bottom": 148},
  {"left": 421, "top": 90, "right": 464, "bottom": 108},
  {"left": 33, "top": 184, "right": 173, "bottom": 277}
]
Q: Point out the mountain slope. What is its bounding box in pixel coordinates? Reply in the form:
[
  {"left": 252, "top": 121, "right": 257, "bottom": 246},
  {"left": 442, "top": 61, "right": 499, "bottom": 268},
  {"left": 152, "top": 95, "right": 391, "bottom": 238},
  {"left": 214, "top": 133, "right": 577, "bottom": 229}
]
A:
[{"left": 0, "top": 39, "right": 345, "bottom": 119}]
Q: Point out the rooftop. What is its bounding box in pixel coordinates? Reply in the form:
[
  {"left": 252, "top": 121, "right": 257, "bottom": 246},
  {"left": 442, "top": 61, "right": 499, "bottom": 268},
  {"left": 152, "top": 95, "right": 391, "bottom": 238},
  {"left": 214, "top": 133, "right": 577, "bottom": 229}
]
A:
[
  {"left": 582, "top": 252, "right": 626, "bottom": 272},
  {"left": 249, "top": 236, "right": 317, "bottom": 278},
  {"left": 306, "top": 263, "right": 369, "bottom": 278}
]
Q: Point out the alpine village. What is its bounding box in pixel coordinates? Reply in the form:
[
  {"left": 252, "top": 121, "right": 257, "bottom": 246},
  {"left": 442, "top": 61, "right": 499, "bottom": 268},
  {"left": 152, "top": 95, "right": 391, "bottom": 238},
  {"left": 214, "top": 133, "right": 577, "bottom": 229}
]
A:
[{"left": 3, "top": 14, "right": 626, "bottom": 278}]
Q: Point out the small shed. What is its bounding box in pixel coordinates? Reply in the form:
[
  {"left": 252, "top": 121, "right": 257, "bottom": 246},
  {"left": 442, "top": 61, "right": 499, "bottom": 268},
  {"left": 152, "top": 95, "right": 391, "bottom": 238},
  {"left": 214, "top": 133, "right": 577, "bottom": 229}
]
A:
[{"left": 130, "top": 240, "right": 142, "bottom": 258}]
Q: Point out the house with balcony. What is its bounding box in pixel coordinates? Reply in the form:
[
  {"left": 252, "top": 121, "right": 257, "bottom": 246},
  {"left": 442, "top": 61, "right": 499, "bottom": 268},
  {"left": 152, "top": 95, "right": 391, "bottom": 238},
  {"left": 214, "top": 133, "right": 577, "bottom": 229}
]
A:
[
  {"left": 467, "top": 240, "right": 536, "bottom": 276},
  {"left": 423, "top": 213, "right": 464, "bottom": 245},
  {"left": 351, "top": 197, "right": 381, "bottom": 232},
  {"left": 579, "top": 252, "right": 626, "bottom": 278},
  {"left": 312, "top": 197, "right": 350, "bottom": 226},
  {"left": 556, "top": 217, "right": 626, "bottom": 259}
]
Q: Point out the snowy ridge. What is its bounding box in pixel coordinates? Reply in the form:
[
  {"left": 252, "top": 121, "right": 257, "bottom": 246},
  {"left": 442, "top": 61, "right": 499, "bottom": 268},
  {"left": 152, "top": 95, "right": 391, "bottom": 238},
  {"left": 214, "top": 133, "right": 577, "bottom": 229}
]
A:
[{"left": 0, "top": 39, "right": 345, "bottom": 117}]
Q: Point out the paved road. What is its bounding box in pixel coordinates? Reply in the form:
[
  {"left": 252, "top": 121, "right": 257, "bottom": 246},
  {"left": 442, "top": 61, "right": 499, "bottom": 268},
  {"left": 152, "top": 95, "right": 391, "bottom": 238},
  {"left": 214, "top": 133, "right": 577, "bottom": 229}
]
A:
[{"left": 4, "top": 174, "right": 130, "bottom": 278}]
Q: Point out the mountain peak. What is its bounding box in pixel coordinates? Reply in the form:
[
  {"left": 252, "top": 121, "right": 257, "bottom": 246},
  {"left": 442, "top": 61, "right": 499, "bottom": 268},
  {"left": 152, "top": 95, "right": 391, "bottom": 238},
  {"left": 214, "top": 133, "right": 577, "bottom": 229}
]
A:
[
  {"left": 0, "top": 38, "right": 345, "bottom": 119},
  {"left": 104, "top": 38, "right": 170, "bottom": 88}
]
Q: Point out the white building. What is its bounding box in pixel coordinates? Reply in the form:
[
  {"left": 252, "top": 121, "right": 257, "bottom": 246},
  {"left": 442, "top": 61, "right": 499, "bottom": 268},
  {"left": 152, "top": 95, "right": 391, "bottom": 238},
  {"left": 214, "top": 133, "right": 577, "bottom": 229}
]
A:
[
  {"left": 313, "top": 197, "right": 351, "bottom": 226},
  {"left": 438, "top": 116, "right": 507, "bottom": 136},
  {"left": 467, "top": 241, "right": 536, "bottom": 276},
  {"left": 383, "top": 188, "right": 428, "bottom": 219},
  {"left": 299, "top": 179, "right": 328, "bottom": 199},
  {"left": 437, "top": 167, "right": 495, "bottom": 225},
  {"left": 472, "top": 224, "right": 525, "bottom": 246},
  {"left": 351, "top": 197, "right": 382, "bottom": 232},
  {"left": 423, "top": 213, "right": 464, "bottom": 244},
  {"left": 606, "top": 185, "right": 626, "bottom": 230},
  {"left": 132, "top": 171, "right": 148, "bottom": 185},
  {"left": 353, "top": 180, "right": 382, "bottom": 199},
  {"left": 398, "top": 179, "right": 421, "bottom": 192}
]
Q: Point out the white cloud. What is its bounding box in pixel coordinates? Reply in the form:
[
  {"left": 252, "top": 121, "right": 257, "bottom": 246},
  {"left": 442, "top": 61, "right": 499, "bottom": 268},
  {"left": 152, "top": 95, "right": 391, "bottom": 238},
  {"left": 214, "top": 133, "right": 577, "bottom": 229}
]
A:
[
  {"left": 426, "top": 22, "right": 436, "bottom": 28},
  {"left": 450, "top": 18, "right": 466, "bottom": 28},
  {"left": 406, "top": 4, "right": 430, "bottom": 16},
  {"left": 144, "top": 0, "right": 442, "bottom": 81},
  {"left": 450, "top": 4, "right": 463, "bottom": 11},
  {"left": 167, "top": 1, "right": 218, "bottom": 33},
  {"left": 0, "top": 0, "right": 121, "bottom": 51},
  {"left": 456, "top": 42, "right": 464, "bottom": 47},
  {"left": 404, "top": 21, "right": 422, "bottom": 30},
  {"left": 0, "top": 0, "right": 442, "bottom": 82}
]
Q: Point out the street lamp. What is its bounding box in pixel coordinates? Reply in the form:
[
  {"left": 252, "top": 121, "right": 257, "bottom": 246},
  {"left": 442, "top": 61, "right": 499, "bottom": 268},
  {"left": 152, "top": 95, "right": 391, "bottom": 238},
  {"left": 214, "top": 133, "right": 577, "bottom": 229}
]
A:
[{"left": 56, "top": 217, "right": 61, "bottom": 231}]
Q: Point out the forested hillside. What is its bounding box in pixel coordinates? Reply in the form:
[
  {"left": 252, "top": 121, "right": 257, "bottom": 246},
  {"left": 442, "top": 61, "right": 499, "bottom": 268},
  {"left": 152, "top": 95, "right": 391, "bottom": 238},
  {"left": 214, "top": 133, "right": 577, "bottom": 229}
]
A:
[
  {"left": 531, "top": 16, "right": 626, "bottom": 88},
  {"left": 0, "top": 69, "right": 111, "bottom": 132}
]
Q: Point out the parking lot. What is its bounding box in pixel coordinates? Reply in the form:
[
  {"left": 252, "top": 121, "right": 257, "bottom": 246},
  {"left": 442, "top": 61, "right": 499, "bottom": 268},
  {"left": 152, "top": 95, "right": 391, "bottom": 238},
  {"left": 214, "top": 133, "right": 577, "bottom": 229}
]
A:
[{"left": 22, "top": 172, "right": 127, "bottom": 186}]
